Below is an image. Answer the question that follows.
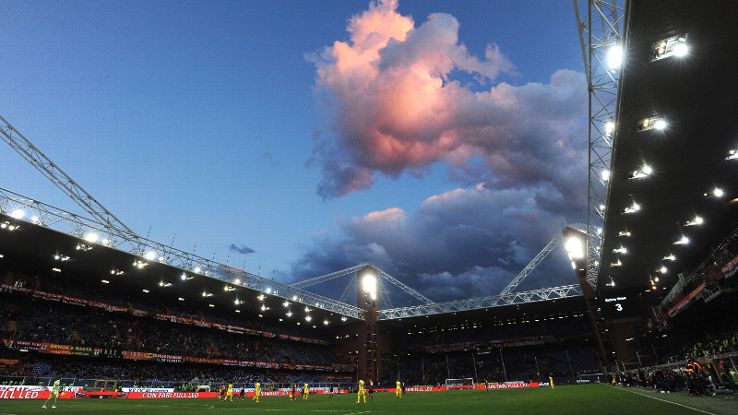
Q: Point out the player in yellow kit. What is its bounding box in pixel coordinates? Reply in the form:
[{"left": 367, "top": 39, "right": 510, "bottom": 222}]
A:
[
  {"left": 395, "top": 379, "right": 402, "bottom": 398},
  {"left": 356, "top": 379, "right": 366, "bottom": 404},
  {"left": 253, "top": 382, "right": 261, "bottom": 403},
  {"left": 41, "top": 379, "right": 61, "bottom": 409},
  {"left": 549, "top": 375, "right": 555, "bottom": 389},
  {"left": 225, "top": 383, "right": 234, "bottom": 401},
  {"left": 302, "top": 383, "right": 309, "bottom": 399}
]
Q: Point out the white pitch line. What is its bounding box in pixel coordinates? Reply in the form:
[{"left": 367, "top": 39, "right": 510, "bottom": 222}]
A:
[
  {"left": 343, "top": 411, "right": 370, "bottom": 415},
  {"left": 614, "top": 387, "right": 718, "bottom": 415}
]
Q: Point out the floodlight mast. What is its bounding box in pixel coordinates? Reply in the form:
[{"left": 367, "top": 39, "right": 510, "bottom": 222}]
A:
[{"left": 573, "top": 0, "right": 625, "bottom": 288}]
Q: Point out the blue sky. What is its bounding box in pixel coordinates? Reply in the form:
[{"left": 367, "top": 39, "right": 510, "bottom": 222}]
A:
[{"left": 1, "top": 0, "right": 586, "bottom": 301}]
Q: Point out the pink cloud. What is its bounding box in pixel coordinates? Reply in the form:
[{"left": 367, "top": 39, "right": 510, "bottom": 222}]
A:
[{"left": 309, "top": 0, "right": 586, "bottom": 199}]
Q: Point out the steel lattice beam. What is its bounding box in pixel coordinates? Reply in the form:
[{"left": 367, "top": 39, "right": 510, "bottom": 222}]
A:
[
  {"left": 573, "top": 0, "right": 625, "bottom": 288},
  {"left": 498, "top": 233, "right": 563, "bottom": 296},
  {"left": 374, "top": 267, "right": 435, "bottom": 305},
  {"left": 377, "top": 285, "right": 583, "bottom": 320},
  {"left": 0, "top": 115, "right": 137, "bottom": 238},
  {"left": 289, "top": 264, "right": 367, "bottom": 289},
  {"left": 0, "top": 187, "right": 364, "bottom": 319}
]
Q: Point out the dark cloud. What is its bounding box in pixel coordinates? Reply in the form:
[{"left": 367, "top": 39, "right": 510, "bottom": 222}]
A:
[
  {"left": 229, "top": 244, "right": 256, "bottom": 256},
  {"left": 291, "top": 184, "right": 582, "bottom": 304}
]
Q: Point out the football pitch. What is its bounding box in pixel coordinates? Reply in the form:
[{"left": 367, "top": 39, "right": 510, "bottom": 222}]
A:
[{"left": 1, "top": 385, "right": 737, "bottom": 415}]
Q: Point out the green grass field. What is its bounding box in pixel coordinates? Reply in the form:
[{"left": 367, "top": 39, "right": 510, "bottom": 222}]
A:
[{"left": 1, "top": 385, "right": 736, "bottom": 415}]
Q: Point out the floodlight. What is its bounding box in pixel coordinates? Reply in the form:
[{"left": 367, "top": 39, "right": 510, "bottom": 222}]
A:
[
  {"left": 30, "top": 215, "right": 40, "bottom": 223},
  {"left": 685, "top": 215, "right": 703, "bottom": 226},
  {"left": 652, "top": 35, "right": 689, "bottom": 61},
  {"left": 564, "top": 237, "right": 584, "bottom": 260},
  {"left": 361, "top": 272, "right": 378, "bottom": 295},
  {"left": 101, "top": 279, "right": 109, "bottom": 284},
  {"left": 606, "top": 44, "right": 623, "bottom": 70},
  {"left": 181, "top": 273, "right": 188, "bottom": 281},
  {"left": 283, "top": 301, "right": 290, "bottom": 307},
  {"left": 10, "top": 209, "right": 25, "bottom": 220},
  {"left": 727, "top": 149, "right": 738, "bottom": 160},
  {"left": 612, "top": 246, "right": 627, "bottom": 254},
  {"left": 713, "top": 187, "right": 725, "bottom": 198},
  {"left": 623, "top": 201, "right": 641, "bottom": 214},
  {"left": 674, "top": 236, "right": 690, "bottom": 245},
  {"left": 323, "top": 320, "right": 329, "bottom": 326},
  {"left": 234, "top": 278, "right": 241, "bottom": 285},
  {"left": 637, "top": 116, "right": 667, "bottom": 132},
  {"left": 601, "top": 170, "right": 610, "bottom": 182},
  {"left": 618, "top": 230, "right": 631, "bottom": 237},
  {"left": 663, "top": 254, "right": 676, "bottom": 261},
  {"left": 142, "top": 289, "right": 150, "bottom": 293},
  {"left": 341, "top": 316, "right": 348, "bottom": 322},
  {"left": 305, "top": 315, "right": 312, "bottom": 322},
  {"left": 286, "top": 311, "right": 293, "bottom": 318},
  {"left": 658, "top": 266, "right": 667, "bottom": 274},
  {"left": 673, "top": 42, "right": 689, "bottom": 57},
  {"left": 143, "top": 251, "right": 157, "bottom": 261}
]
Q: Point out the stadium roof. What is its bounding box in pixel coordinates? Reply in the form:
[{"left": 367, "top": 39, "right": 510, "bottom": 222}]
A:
[
  {"left": 0, "top": 212, "right": 358, "bottom": 328},
  {"left": 598, "top": 0, "right": 738, "bottom": 295}
]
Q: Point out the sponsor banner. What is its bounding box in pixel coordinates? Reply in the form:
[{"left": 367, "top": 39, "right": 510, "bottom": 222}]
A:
[
  {"left": 667, "top": 281, "right": 706, "bottom": 317},
  {"left": 3, "top": 338, "right": 353, "bottom": 373},
  {"left": 722, "top": 254, "right": 738, "bottom": 277},
  {"left": 0, "top": 385, "right": 81, "bottom": 400},
  {"left": 126, "top": 391, "right": 218, "bottom": 399},
  {"left": 121, "top": 387, "right": 174, "bottom": 393}
]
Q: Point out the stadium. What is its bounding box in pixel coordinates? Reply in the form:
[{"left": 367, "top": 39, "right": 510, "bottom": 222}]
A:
[{"left": 1, "top": 0, "right": 738, "bottom": 414}]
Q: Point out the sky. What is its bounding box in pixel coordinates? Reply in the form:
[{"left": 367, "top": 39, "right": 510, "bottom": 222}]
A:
[{"left": 0, "top": 0, "right": 587, "bottom": 305}]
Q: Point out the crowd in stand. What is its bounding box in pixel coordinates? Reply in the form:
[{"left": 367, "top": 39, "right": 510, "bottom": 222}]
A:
[
  {"left": 385, "top": 316, "right": 600, "bottom": 386},
  {"left": 664, "top": 326, "right": 738, "bottom": 364},
  {"left": 391, "top": 342, "right": 598, "bottom": 386},
  {"left": 0, "top": 270, "right": 326, "bottom": 342},
  {"left": 0, "top": 295, "right": 333, "bottom": 367}
]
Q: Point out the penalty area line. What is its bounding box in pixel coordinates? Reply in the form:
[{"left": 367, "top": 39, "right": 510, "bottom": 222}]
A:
[{"left": 613, "top": 386, "right": 717, "bottom": 415}]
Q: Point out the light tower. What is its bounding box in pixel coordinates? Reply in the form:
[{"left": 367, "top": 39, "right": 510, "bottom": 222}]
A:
[{"left": 356, "top": 266, "right": 380, "bottom": 385}]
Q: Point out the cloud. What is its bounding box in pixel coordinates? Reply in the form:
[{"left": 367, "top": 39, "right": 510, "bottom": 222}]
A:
[
  {"left": 291, "top": 183, "right": 580, "bottom": 303},
  {"left": 229, "top": 244, "right": 256, "bottom": 256},
  {"left": 260, "top": 151, "right": 279, "bottom": 167},
  {"left": 294, "top": 0, "right": 587, "bottom": 302},
  {"left": 308, "top": 0, "right": 586, "bottom": 199}
]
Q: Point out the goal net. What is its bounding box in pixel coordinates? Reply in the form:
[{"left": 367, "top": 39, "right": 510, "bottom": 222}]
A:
[{"left": 444, "top": 378, "right": 474, "bottom": 390}]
